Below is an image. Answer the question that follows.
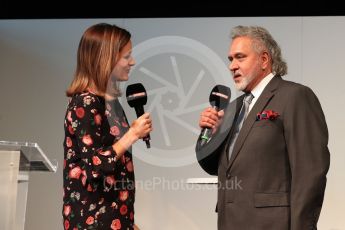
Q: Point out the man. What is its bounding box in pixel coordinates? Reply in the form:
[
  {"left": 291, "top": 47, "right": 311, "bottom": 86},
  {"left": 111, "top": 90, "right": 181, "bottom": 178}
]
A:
[{"left": 196, "top": 25, "right": 330, "bottom": 229}]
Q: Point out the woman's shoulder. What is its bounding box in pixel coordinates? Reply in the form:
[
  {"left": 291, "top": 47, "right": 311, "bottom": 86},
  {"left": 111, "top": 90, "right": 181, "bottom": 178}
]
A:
[{"left": 70, "top": 92, "right": 105, "bottom": 108}]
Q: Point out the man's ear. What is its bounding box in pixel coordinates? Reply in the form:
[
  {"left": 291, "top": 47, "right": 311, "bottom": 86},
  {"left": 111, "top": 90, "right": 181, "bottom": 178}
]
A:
[{"left": 261, "top": 51, "right": 270, "bottom": 70}]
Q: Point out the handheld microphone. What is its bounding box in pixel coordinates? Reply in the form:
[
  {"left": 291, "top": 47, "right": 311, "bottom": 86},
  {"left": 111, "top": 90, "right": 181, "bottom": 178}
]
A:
[
  {"left": 126, "top": 83, "right": 151, "bottom": 148},
  {"left": 200, "top": 85, "right": 231, "bottom": 146}
]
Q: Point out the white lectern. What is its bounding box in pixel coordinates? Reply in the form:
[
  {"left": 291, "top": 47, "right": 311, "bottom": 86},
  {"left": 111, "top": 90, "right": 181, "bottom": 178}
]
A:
[{"left": 0, "top": 141, "right": 57, "bottom": 230}]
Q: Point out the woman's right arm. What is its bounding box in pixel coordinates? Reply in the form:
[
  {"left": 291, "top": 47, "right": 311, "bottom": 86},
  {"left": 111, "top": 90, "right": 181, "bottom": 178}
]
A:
[
  {"left": 113, "top": 112, "right": 152, "bottom": 156},
  {"left": 67, "top": 94, "right": 151, "bottom": 182}
]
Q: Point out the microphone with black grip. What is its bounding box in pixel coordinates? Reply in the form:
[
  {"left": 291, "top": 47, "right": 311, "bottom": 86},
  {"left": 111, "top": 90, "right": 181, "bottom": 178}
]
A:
[
  {"left": 200, "top": 85, "right": 231, "bottom": 146},
  {"left": 126, "top": 83, "right": 151, "bottom": 148}
]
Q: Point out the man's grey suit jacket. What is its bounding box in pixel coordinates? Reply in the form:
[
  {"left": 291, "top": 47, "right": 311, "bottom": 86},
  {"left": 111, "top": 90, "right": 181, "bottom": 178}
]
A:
[{"left": 196, "top": 76, "right": 330, "bottom": 230}]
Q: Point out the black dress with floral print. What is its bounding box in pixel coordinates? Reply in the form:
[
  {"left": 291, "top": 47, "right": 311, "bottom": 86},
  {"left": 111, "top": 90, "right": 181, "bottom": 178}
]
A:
[{"left": 63, "top": 92, "right": 135, "bottom": 230}]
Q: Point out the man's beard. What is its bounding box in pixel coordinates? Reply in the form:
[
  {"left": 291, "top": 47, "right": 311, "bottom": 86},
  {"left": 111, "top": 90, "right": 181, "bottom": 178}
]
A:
[{"left": 234, "top": 73, "right": 256, "bottom": 91}]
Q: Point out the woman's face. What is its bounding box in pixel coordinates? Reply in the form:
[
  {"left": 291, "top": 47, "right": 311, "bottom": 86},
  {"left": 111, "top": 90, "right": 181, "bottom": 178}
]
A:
[{"left": 112, "top": 40, "right": 136, "bottom": 82}]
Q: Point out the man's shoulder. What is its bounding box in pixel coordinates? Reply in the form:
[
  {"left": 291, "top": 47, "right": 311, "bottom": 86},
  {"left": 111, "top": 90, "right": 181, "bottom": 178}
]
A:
[
  {"left": 279, "top": 78, "right": 315, "bottom": 96},
  {"left": 280, "top": 78, "right": 307, "bottom": 90},
  {"left": 277, "top": 78, "right": 322, "bottom": 107}
]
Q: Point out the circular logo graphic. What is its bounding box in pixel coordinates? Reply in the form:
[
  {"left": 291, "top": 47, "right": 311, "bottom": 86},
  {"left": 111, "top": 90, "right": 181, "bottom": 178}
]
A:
[{"left": 120, "top": 36, "right": 236, "bottom": 167}]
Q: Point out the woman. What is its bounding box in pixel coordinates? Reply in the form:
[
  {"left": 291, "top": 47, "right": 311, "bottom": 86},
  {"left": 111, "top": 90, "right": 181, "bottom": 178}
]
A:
[{"left": 63, "top": 23, "right": 151, "bottom": 230}]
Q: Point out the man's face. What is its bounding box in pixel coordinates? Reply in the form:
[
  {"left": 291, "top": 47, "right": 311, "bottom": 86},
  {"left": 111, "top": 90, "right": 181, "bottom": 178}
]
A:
[{"left": 228, "top": 36, "right": 263, "bottom": 92}]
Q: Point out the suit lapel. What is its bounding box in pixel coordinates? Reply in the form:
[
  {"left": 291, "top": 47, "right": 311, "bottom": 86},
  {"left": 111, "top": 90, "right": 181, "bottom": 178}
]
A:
[
  {"left": 227, "top": 76, "right": 282, "bottom": 170},
  {"left": 219, "top": 95, "right": 244, "bottom": 170}
]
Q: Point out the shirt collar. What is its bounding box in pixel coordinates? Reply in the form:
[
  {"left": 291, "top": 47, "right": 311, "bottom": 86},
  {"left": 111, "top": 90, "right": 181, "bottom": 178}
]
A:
[{"left": 251, "top": 72, "right": 275, "bottom": 99}]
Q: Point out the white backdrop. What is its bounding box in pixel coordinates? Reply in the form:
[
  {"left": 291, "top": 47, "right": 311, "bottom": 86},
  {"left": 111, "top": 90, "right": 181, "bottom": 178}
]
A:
[{"left": 0, "top": 17, "right": 344, "bottom": 229}]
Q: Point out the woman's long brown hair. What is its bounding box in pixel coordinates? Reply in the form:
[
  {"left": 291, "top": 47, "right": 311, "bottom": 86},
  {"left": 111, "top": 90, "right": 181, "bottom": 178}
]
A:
[{"left": 66, "top": 23, "right": 131, "bottom": 98}]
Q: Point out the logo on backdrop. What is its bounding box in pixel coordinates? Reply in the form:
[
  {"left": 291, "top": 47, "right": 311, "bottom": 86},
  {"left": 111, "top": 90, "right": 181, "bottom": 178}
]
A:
[{"left": 120, "top": 36, "right": 235, "bottom": 167}]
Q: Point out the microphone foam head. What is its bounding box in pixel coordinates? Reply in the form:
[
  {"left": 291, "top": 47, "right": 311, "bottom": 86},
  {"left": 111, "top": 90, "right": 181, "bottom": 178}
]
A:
[
  {"left": 126, "top": 83, "right": 147, "bottom": 108},
  {"left": 209, "top": 85, "right": 231, "bottom": 110}
]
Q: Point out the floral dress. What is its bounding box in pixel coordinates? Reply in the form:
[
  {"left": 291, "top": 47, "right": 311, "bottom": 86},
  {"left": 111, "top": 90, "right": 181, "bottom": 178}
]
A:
[{"left": 63, "top": 92, "right": 135, "bottom": 230}]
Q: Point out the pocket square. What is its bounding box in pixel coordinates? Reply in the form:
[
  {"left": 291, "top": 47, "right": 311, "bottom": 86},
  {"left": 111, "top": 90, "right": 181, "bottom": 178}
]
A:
[{"left": 256, "top": 110, "right": 279, "bottom": 121}]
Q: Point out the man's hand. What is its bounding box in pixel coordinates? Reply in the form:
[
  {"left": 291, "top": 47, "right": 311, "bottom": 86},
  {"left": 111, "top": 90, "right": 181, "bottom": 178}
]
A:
[{"left": 199, "top": 107, "right": 224, "bottom": 134}]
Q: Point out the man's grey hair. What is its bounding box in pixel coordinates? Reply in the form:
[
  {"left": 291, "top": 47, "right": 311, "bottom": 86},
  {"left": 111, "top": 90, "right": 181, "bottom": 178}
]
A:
[{"left": 231, "top": 25, "right": 288, "bottom": 76}]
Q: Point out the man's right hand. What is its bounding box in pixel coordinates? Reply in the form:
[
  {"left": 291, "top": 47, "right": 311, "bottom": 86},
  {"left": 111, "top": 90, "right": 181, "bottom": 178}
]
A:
[{"left": 199, "top": 107, "right": 224, "bottom": 134}]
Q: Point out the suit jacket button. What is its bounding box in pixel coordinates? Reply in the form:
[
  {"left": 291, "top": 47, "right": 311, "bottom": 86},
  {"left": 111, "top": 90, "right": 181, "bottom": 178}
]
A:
[{"left": 226, "top": 172, "right": 231, "bottom": 179}]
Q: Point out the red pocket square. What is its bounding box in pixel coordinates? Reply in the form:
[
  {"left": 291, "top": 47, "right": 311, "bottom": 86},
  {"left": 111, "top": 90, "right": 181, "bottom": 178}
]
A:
[{"left": 256, "top": 110, "right": 279, "bottom": 121}]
